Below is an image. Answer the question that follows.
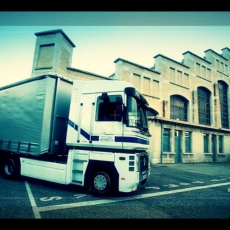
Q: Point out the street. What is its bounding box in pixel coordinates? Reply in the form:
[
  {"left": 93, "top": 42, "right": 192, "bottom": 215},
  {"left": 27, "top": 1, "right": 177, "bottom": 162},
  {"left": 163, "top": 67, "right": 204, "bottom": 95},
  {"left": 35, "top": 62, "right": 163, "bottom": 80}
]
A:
[{"left": 0, "top": 162, "right": 230, "bottom": 219}]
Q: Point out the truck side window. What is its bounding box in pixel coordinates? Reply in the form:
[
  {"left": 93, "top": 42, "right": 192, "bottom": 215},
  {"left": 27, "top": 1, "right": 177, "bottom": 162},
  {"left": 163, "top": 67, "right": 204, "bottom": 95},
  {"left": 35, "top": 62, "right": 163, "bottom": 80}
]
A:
[{"left": 96, "top": 95, "right": 122, "bottom": 122}]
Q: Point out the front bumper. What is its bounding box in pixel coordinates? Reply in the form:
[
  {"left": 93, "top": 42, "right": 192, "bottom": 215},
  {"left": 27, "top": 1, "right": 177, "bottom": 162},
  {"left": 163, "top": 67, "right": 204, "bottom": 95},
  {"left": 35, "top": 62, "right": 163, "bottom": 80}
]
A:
[{"left": 118, "top": 167, "right": 150, "bottom": 193}]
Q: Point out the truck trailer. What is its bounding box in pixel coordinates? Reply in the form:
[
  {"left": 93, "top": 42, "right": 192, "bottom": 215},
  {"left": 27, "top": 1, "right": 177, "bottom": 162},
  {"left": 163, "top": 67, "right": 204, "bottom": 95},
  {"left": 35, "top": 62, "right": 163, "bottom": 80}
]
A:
[{"left": 0, "top": 74, "right": 158, "bottom": 195}]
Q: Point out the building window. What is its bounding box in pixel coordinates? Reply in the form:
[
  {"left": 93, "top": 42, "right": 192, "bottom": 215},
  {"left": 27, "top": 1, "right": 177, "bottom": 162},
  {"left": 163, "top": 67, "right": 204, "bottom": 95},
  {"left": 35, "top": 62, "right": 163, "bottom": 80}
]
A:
[
  {"left": 170, "top": 95, "right": 188, "bottom": 121},
  {"left": 218, "top": 81, "right": 229, "bottom": 129},
  {"left": 221, "top": 62, "right": 224, "bottom": 73},
  {"left": 152, "top": 80, "right": 159, "bottom": 97},
  {"left": 143, "top": 77, "right": 150, "bottom": 95},
  {"left": 185, "top": 132, "right": 191, "bottom": 153},
  {"left": 198, "top": 87, "right": 211, "bottom": 125},
  {"left": 163, "top": 129, "right": 170, "bottom": 152},
  {"left": 202, "top": 66, "right": 206, "bottom": 78},
  {"left": 37, "top": 44, "right": 55, "bottom": 68},
  {"left": 196, "top": 63, "right": 201, "bottom": 76},
  {"left": 96, "top": 95, "right": 122, "bottom": 122},
  {"left": 207, "top": 68, "right": 211, "bottom": 81},
  {"left": 177, "top": 70, "right": 182, "bottom": 85},
  {"left": 184, "top": 73, "right": 189, "bottom": 88},
  {"left": 219, "top": 136, "right": 224, "bottom": 153},
  {"left": 133, "top": 74, "right": 141, "bottom": 90},
  {"left": 170, "top": 67, "right": 175, "bottom": 83},
  {"left": 224, "top": 64, "right": 228, "bottom": 75},
  {"left": 123, "top": 70, "right": 130, "bottom": 82},
  {"left": 203, "top": 133, "right": 209, "bottom": 153},
  {"left": 216, "top": 60, "right": 220, "bottom": 71}
]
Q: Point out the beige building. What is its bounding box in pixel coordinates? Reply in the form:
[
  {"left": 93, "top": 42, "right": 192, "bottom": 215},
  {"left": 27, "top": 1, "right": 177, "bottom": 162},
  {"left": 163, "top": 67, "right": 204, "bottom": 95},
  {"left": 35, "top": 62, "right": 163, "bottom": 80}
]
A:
[{"left": 31, "top": 29, "right": 230, "bottom": 164}]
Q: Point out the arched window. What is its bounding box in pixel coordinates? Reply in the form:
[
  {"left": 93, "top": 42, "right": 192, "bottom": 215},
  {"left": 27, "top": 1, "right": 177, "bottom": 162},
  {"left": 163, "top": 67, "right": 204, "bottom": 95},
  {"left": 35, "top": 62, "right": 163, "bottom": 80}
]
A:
[
  {"left": 198, "top": 87, "right": 211, "bottom": 125},
  {"left": 170, "top": 95, "right": 188, "bottom": 121},
  {"left": 218, "top": 81, "right": 229, "bottom": 128}
]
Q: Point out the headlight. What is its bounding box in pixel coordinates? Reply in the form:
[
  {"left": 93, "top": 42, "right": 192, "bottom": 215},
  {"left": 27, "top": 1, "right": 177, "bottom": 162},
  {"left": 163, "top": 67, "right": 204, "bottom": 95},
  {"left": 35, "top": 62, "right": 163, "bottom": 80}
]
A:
[{"left": 135, "top": 154, "right": 140, "bottom": 171}]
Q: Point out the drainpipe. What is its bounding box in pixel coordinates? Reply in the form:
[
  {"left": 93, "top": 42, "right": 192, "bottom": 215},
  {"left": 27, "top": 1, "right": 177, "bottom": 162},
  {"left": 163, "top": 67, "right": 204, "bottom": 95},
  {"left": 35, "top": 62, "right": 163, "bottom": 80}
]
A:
[{"left": 160, "top": 121, "right": 164, "bottom": 164}]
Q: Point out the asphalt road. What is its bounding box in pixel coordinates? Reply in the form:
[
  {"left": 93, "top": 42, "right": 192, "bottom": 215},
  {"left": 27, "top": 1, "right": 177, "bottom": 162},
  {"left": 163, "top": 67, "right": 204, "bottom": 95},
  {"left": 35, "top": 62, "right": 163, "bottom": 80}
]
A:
[{"left": 1, "top": 161, "right": 230, "bottom": 219}]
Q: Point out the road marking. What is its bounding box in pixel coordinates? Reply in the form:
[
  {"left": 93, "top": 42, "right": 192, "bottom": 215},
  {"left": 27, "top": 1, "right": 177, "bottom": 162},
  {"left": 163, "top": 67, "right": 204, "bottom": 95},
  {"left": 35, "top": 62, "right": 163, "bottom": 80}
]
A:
[
  {"left": 145, "top": 186, "right": 160, "bottom": 189},
  {"left": 24, "top": 181, "right": 41, "bottom": 219},
  {"left": 74, "top": 194, "right": 87, "bottom": 199},
  {"left": 180, "top": 183, "right": 190, "bottom": 185},
  {"left": 192, "top": 181, "right": 204, "bottom": 184},
  {"left": 163, "top": 184, "right": 178, "bottom": 188},
  {"left": 37, "top": 181, "right": 230, "bottom": 213},
  {"left": 40, "top": 196, "right": 62, "bottom": 201},
  {"left": 228, "top": 188, "right": 230, "bottom": 193}
]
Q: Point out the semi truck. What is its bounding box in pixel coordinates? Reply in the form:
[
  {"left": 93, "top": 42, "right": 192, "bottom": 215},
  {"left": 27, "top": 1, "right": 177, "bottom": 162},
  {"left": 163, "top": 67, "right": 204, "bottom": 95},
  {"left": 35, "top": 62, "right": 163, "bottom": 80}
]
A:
[{"left": 0, "top": 74, "right": 158, "bottom": 195}]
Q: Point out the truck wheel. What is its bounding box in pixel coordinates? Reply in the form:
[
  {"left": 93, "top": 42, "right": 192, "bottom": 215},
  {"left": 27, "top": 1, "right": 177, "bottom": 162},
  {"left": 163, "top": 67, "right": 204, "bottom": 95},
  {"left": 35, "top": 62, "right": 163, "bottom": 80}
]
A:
[
  {"left": 92, "top": 171, "right": 112, "bottom": 195},
  {"left": 2, "top": 155, "right": 20, "bottom": 180}
]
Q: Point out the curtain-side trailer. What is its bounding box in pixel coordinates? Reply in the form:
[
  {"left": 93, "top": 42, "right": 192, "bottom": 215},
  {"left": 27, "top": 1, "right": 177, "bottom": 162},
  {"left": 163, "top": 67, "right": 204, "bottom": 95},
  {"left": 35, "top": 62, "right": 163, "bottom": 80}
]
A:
[{"left": 0, "top": 74, "right": 158, "bottom": 195}]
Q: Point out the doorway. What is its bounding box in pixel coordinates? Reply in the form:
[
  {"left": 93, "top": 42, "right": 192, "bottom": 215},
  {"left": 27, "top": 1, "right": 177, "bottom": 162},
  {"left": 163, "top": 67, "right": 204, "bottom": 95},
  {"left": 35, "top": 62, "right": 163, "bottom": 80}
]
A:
[
  {"left": 212, "top": 135, "right": 217, "bottom": 162},
  {"left": 174, "top": 130, "right": 182, "bottom": 163}
]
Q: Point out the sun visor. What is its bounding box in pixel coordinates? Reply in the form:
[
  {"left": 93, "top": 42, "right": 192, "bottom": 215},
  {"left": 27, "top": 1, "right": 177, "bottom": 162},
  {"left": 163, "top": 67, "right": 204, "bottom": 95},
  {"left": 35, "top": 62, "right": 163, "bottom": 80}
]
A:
[{"left": 145, "top": 105, "right": 159, "bottom": 116}]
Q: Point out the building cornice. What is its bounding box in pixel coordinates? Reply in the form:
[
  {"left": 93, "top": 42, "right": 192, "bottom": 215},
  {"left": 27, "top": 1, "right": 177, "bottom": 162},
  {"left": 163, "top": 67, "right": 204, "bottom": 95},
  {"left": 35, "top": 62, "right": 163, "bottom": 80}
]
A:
[
  {"left": 35, "top": 29, "right": 76, "bottom": 48},
  {"left": 67, "top": 67, "right": 111, "bottom": 80},
  {"left": 148, "top": 116, "right": 230, "bottom": 133},
  {"left": 154, "top": 54, "right": 190, "bottom": 69},
  {"left": 204, "top": 49, "right": 228, "bottom": 61},
  {"left": 114, "top": 58, "right": 161, "bottom": 74},
  {"left": 221, "top": 47, "right": 230, "bottom": 52},
  {"left": 182, "top": 51, "right": 211, "bottom": 64}
]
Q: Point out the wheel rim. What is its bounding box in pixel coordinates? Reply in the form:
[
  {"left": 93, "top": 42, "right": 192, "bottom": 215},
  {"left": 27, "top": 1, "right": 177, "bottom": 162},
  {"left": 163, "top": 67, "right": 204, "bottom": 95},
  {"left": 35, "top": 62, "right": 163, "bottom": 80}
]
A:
[
  {"left": 93, "top": 172, "right": 110, "bottom": 193},
  {"left": 4, "top": 159, "right": 15, "bottom": 175}
]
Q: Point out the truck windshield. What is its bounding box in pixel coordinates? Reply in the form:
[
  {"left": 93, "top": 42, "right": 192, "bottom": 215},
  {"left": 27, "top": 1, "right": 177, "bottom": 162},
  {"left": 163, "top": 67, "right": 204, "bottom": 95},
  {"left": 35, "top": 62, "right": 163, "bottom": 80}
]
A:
[{"left": 126, "top": 95, "right": 148, "bottom": 132}]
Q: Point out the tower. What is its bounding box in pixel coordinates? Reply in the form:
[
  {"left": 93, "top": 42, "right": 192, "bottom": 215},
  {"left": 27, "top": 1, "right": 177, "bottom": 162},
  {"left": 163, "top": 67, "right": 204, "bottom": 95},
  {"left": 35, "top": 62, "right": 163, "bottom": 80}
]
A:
[{"left": 31, "top": 29, "right": 75, "bottom": 77}]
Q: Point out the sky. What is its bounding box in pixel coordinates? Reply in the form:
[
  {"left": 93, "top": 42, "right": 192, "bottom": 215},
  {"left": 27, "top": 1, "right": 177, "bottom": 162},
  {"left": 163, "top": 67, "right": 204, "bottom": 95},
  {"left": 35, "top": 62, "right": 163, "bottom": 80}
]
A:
[{"left": 0, "top": 12, "right": 230, "bottom": 87}]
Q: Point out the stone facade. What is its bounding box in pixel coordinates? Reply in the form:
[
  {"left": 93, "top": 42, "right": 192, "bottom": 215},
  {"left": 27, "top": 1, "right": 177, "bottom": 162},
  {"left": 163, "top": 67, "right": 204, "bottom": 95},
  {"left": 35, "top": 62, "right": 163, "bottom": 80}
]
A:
[
  {"left": 31, "top": 29, "right": 110, "bottom": 81},
  {"left": 31, "top": 29, "right": 230, "bottom": 164}
]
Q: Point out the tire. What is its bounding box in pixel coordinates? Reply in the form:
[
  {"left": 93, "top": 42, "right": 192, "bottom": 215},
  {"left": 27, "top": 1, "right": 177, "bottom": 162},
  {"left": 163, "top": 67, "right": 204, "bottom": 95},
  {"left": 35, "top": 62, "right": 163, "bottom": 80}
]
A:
[
  {"left": 91, "top": 171, "right": 112, "bottom": 195},
  {"left": 2, "top": 155, "right": 20, "bottom": 180}
]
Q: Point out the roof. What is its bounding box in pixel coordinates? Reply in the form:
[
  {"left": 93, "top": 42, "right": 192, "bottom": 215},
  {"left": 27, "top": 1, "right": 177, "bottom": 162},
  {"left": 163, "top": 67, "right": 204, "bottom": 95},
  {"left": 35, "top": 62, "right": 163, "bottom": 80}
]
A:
[
  {"left": 35, "top": 29, "right": 76, "bottom": 48},
  {"left": 114, "top": 58, "right": 161, "bottom": 74}
]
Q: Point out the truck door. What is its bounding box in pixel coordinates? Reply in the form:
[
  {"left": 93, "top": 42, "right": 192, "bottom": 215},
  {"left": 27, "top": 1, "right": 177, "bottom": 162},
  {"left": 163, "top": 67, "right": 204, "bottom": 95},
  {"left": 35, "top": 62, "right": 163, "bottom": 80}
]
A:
[
  {"left": 91, "top": 92, "right": 124, "bottom": 150},
  {"left": 74, "top": 93, "right": 96, "bottom": 147},
  {"left": 66, "top": 92, "right": 96, "bottom": 148}
]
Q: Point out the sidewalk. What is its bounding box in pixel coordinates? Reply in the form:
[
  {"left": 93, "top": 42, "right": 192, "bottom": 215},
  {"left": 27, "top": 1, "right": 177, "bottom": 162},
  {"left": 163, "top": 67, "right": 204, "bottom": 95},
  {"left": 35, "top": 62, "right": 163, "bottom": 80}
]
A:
[{"left": 153, "top": 161, "right": 230, "bottom": 177}]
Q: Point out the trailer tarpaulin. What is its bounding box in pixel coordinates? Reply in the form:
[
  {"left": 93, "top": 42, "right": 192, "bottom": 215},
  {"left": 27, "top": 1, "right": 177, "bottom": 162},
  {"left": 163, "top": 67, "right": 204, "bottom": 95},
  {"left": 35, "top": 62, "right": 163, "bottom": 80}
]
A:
[{"left": 0, "top": 76, "right": 56, "bottom": 156}]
